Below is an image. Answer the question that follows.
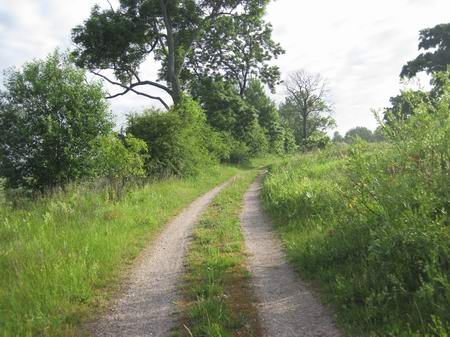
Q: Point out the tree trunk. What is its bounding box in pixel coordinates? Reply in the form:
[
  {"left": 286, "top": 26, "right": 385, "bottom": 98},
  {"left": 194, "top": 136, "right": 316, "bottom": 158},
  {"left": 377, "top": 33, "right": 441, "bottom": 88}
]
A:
[
  {"left": 302, "top": 112, "right": 308, "bottom": 151},
  {"left": 159, "top": 0, "right": 181, "bottom": 105}
]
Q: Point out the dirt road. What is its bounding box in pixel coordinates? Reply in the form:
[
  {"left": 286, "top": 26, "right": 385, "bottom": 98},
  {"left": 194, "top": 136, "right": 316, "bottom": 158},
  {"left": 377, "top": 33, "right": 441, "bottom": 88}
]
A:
[
  {"left": 240, "top": 175, "right": 342, "bottom": 337},
  {"left": 91, "top": 179, "right": 232, "bottom": 337}
]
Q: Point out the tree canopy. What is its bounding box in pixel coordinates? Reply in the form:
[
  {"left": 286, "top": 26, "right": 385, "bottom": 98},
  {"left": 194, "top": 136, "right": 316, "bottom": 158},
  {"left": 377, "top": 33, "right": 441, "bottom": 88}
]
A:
[
  {"left": 344, "top": 127, "right": 374, "bottom": 143},
  {"left": 401, "top": 23, "right": 450, "bottom": 78},
  {"left": 72, "top": 0, "right": 280, "bottom": 108},
  {"left": 184, "top": 14, "right": 284, "bottom": 96}
]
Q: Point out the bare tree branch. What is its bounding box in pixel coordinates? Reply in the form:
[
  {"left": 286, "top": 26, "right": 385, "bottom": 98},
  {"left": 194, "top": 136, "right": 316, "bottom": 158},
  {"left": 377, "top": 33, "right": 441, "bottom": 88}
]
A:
[{"left": 92, "top": 71, "right": 170, "bottom": 110}]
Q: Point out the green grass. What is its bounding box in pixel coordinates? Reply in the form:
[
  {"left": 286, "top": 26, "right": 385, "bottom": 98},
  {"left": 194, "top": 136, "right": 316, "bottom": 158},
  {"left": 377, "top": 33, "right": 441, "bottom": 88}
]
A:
[
  {"left": 0, "top": 165, "right": 240, "bottom": 337},
  {"left": 174, "top": 170, "right": 262, "bottom": 337},
  {"left": 262, "top": 144, "right": 450, "bottom": 336}
]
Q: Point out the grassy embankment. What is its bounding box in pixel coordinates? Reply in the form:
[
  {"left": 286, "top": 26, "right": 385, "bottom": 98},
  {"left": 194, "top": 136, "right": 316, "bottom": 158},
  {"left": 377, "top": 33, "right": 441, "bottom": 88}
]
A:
[
  {"left": 173, "top": 169, "right": 262, "bottom": 337},
  {"left": 262, "top": 144, "right": 449, "bottom": 336},
  {"left": 0, "top": 165, "right": 240, "bottom": 337}
]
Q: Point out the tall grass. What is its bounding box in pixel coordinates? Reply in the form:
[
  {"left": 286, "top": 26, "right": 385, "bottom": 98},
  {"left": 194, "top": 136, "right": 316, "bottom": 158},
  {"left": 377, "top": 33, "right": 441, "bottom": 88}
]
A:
[
  {"left": 262, "top": 127, "right": 449, "bottom": 336},
  {"left": 0, "top": 166, "right": 239, "bottom": 337}
]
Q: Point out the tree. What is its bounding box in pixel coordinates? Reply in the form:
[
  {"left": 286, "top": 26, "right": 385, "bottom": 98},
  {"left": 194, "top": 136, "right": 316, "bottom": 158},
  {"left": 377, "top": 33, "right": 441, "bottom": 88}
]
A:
[
  {"left": 191, "top": 78, "right": 268, "bottom": 155},
  {"left": 244, "top": 79, "right": 285, "bottom": 154},
  {"left": 280, "top": 70, "right": 334, "bottom": 149},
  {"left": 332, "top": 131, "right": 344, "bottom": 143},
  {"left": 0, "top": 51, "right": 112, "bottom": 191},
  {"left": 344, "top": 127, "right": 373, "bottom": 143},
  {"left": 401, "top": 23, "right": 450, "bottom": 78},
  {"left": 383, "top": 89, "right": 431, "bottom": 123},
  {"left": 72, "top": 0, "right": 275, "bottom": 108},
  {"left": 372, "top": 126, "right": 385, "bottom": 142},
  {"left": 185, "top": 14, "right": 284, "bottom": 97}
]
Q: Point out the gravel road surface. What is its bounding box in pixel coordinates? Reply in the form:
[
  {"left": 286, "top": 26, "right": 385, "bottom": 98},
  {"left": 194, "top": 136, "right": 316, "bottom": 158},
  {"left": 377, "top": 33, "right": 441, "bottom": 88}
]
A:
[
  {"left": 240, "top": 175, "right": 342, "bottom": 337},
  {"left": 91, "top": 179, "right": 232, "bottom": 337}
]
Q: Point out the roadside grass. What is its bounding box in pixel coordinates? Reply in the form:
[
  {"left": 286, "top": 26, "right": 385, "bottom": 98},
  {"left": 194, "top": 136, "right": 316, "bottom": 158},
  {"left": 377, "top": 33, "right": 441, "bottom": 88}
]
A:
[
  {"left": 262, "top": 144, "right": 450, "bottom": 336},
  {"left": 0, "top": 165, "right": 239, "bottom": 337},
  {"left": 173, "top": 170, "right": 262, "bottom": 337}
]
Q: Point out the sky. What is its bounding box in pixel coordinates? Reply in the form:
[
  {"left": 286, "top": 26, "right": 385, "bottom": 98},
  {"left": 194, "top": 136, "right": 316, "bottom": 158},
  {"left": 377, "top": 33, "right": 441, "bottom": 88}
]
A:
[{"left": 0, "top": 0, "right": 449, "bottom": 134}]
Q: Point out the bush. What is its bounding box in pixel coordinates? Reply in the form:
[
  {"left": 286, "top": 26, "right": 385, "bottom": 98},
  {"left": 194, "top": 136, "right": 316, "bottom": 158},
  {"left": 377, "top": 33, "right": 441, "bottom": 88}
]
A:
[
  {"left": 0, "top": 50, "right": 112, "bottom": 191},
  {"left": 90, "top": 134, "right": 148, "bottom": 198},
  {"left": 126, "top": 96, "right": 214, "bottom": 177},
  {"left": 306, "top": 130, "right": 331, "bottom": 150}
]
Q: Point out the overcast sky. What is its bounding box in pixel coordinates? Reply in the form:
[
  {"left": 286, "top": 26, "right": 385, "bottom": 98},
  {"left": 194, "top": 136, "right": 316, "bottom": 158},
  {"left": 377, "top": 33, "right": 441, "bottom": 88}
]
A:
[{"left": 0, "top": 0, "right": 449, "bottom": 134}]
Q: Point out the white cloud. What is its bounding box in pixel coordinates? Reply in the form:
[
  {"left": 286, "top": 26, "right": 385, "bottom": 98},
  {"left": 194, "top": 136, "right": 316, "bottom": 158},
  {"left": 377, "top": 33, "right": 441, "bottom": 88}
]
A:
[{"left": 0, "top": 0, "right": 449, "bottom": 133}]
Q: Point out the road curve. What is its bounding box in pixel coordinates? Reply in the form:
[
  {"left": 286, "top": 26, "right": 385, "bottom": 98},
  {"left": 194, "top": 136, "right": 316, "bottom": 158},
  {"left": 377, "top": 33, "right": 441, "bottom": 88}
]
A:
[{"left": 91, "top": 179, "right": 232, "bottom": 337}]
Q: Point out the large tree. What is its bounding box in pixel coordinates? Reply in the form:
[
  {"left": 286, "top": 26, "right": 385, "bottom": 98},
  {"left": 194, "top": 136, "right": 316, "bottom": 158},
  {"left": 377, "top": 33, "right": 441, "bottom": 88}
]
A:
[
  {"left": 280, "top": 70, "right": 334, "bottom": 148},
  {"left": 401, "top": 23, "right": 450, "bottom": 78},
  {"left": 184, "top": 14, "right": 284, "bottom": 96},
  {"left": 72, "top": 0, "right": 276, "bottom": 108}
]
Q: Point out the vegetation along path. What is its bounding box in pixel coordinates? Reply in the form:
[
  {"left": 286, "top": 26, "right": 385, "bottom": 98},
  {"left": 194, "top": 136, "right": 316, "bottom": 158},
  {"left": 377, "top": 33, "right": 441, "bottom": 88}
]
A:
[
  {"left": 90, "top": 179, "right": 233, "bottom": 337},
  {"left": 240, "top": 174, "right": 342, "bottom": 337}
]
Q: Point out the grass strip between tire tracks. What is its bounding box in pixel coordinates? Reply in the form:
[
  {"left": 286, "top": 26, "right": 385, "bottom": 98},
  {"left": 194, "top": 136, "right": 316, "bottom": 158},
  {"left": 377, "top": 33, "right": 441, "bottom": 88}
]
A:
[{"left": 173, "top": 170, "right": 263, "bottom": 337}]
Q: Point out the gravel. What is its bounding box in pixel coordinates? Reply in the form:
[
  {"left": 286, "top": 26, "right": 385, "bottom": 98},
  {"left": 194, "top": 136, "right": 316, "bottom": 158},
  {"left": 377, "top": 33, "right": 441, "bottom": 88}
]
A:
[
  {"left": 240, "top": 174, "right": 342, "bottom": 337},
  {"left": 90, "top": 179, "right": 231, "bottom": 337}
]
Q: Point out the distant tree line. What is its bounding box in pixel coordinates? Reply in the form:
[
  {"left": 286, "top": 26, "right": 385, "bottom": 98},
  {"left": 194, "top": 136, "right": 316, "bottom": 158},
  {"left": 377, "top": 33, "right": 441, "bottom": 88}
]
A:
[{"left": 332, "top": 126, "right": 385, "bottom": 144}]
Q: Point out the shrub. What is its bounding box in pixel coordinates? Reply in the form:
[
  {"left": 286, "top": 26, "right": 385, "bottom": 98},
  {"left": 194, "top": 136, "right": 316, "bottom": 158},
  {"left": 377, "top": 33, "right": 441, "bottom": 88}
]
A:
[
  {"left": 0, "top": 50, "right": 112, "bottom": 191},
  {"left": 126, "top": 96, "right": 214, "bottom": 177},
  {"left": 90, "top": 134, "right": 148, "bottom": 198},
  {"left": 306, "top": 130, "right": 331, "bottom": 149}
]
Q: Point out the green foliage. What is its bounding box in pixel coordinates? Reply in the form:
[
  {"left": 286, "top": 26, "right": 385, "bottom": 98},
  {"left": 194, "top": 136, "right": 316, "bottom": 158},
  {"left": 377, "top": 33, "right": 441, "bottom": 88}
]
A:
[
  {"left": 91, "top": 134, "right": 148, "bottom": 198},
  {"left": 0, "top": 51, "right": 112, "bottom": 191},
  {"left": 192, "top": 79, "right": 269, "bottom": 159},
  {"left": 0, "top": 165, "right": 239, "bottom": 337},
  {"left": 401, "top": 23, "right": 450, "bottom": 78},
  {"left": 306, "top": 130, "right": 331, "bottom": 149},
  {"left": 344, "top": 126, "right": 374, "bottom": 143},
  {"left": 283, "top": 126, "right": 299, "bottom": 153},
  {"left": 92, "top": 134, "right": 147, "bottom": 180},
  {"left": 332, "top": 131, "right": 344, "bottom": 143},
  {"left": 72, "top": 0, "right": 277, "bottom": 105},
  {"left": 384, "top": 90, "right": 432, "bottom": 123},
  {"left": 126, "top": 96, "right": 214, "bottom": 177},
  {"left": 185, "top": 14, "right": 284, "bottom": 95},
  {"left": 262, "top": 72, "right": 450, "bottom": 335},
  {"left": 245, "top": 79, "right": 286, "bottom": 155}
]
